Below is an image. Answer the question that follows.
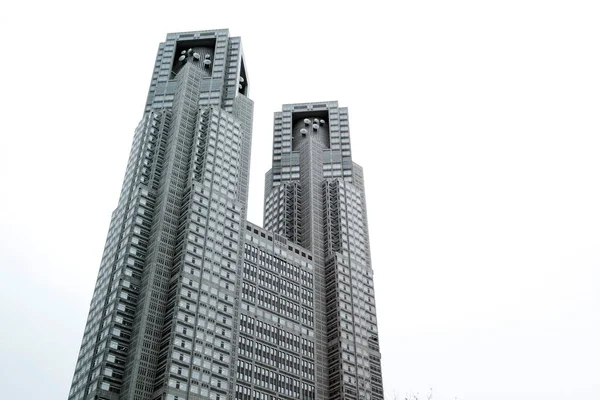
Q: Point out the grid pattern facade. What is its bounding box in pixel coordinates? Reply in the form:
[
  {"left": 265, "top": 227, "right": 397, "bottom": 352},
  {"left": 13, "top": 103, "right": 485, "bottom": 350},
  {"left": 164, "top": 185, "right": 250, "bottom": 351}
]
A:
[
  {"left": 264, "top": 102, "right": 384, "bottom": 400},
  {"left": 235, "top": 222, "right": 317, "bottom": 400},
  {"left": 68, "top": 29, "right": 253, "bottom": 400},
  {"left": 69, "top": 30, "right": 383, "bottom": 400}
]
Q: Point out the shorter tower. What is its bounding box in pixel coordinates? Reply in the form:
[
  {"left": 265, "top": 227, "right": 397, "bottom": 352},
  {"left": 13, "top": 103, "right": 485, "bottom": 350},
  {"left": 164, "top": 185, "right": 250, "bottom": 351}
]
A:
[{"left": 264, "top": 102, "right": 384, "bottom": 400}]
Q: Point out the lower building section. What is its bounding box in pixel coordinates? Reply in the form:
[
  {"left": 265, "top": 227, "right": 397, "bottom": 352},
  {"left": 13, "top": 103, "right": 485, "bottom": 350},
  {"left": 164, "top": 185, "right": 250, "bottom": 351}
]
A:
[{"left": 235, "top": 222, "right": 317, "bottom": 399}]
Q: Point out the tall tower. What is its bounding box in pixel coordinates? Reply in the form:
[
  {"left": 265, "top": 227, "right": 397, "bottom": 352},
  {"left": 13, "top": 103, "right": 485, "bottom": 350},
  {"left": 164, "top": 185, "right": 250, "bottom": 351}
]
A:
[
  {"left": 68, "top": 31, "right": 383, "bottom": 400},
  {"left": 264, "top": 102, "right": 384, "bottom": 400},
  {"left": 68, "top": 29, "right": 253, "bottom": 400}
]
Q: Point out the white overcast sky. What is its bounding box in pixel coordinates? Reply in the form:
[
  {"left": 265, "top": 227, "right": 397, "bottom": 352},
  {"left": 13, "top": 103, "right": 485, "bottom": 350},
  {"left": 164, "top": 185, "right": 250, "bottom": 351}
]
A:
[{"left": 1, "top": 1, "right": 599, "bottom": 399}]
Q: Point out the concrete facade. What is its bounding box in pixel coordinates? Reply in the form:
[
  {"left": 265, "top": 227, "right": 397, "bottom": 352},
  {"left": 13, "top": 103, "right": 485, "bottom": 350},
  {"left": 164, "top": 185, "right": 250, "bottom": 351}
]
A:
[{"left": 69, "top": 30, "right": 382, "bottom": 400}]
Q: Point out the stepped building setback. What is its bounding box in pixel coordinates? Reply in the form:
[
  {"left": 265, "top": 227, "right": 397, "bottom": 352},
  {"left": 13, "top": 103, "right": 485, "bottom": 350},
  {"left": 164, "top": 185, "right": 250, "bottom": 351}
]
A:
[{"left": 68, "top": 29, "right": 383, "bottom": 400}]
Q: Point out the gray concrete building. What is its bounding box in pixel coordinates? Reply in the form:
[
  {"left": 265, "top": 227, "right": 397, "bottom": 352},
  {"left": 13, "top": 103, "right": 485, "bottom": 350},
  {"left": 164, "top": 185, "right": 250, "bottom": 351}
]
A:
[
  {"left": 68, "top": 30, "right": 382, "bottom": 400},
  {"left": 263, "top": 102, "right": 383, "bottom": 400}
]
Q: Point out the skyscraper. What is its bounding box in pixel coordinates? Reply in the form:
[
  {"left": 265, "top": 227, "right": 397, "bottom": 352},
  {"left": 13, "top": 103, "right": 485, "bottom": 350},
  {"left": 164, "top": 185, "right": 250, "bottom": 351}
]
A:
[
  {"left": 263, "top": 102, "right": 383, "bottom": 400},
  {"left": 68, "top": 30, "right": 382, "bottom": 400}
]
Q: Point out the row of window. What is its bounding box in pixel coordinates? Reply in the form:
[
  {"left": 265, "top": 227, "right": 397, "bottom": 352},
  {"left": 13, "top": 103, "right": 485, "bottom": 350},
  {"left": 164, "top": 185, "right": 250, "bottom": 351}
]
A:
[
  {"left": 235, "top": 382, "right": 315, "bottom": 400},
  {"left": 236, "top": 360, "right": 304, "bottom": 398},
  {"left": 241, "top": 282, "right": 313, "bottom": 327},
  {"left": 244, "top": 244, "right": 313, "bottom": 287},
  {"left": 238, "top": 314, "right": 314, "bottom": 357},
  {"left": 238, "top": 335, "right": 313, "bottom": 378},
  {"left": 243, "top": 263, "right": 314, "bottom": 307}
]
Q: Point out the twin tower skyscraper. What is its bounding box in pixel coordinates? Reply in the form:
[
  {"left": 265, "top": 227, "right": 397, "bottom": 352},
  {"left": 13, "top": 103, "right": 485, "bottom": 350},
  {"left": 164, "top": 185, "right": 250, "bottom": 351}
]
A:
[{"left": 69, "top": 29, "right": 383, "bottom": 400}]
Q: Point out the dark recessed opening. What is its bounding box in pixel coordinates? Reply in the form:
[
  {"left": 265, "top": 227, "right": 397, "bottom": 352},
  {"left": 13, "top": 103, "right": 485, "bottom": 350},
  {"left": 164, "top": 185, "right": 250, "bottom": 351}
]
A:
[
  {"left": 238, "top": 58, "right": 248, "bottom": 96},
  {"left": 291, "top": 110, "right": 330, "bottom": 150},
  {"left": 172, "top": 38, "right": 216, "bottom": 77}
]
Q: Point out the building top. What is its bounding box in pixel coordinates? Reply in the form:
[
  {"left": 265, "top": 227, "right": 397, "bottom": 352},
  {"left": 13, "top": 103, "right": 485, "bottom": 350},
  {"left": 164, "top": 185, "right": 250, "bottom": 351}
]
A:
[{"left": 145, "top": 29, "right": 249, "bottom": 112}]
